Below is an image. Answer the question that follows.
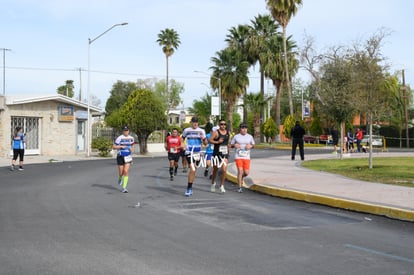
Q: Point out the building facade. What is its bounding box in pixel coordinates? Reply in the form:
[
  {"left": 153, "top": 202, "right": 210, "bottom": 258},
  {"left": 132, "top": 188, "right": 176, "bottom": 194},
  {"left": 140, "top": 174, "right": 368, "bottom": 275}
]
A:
[{"left": 0, "top": 95, "right": 102, "bottom": 157}]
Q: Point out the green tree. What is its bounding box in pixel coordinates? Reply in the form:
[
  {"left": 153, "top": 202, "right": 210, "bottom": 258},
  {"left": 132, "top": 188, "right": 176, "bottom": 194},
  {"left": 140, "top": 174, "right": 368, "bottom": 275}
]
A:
[
  {"left": 248, "top": 14, "right": 279, "bottom": 140},
  {"left": 106, "top": 89, "right": 167, "bottom": 154},
  {"left": 153, "top": 79, "right": 184, "bottom": 110},
  {"left": 266, "top": 0, "right": 303, "bottom": 116},
  {"left": 210, "top": 48, "right": 250, "bottom": 133},
  {"left": 263, "top": 117, "right": 278, "bottom": 143},
  {"left": 57, "top": 80, "right": 75, "bottom": 98},
  {"left": 105, "top": 81, "right": 138, "bottom": 118},
  {"left": 242, "top": 92, "right": 272, "bottom": 141},
  {"left": 188, "top": 92, "right": 212, "bottom": 125},
  {"left": 156, "top": 28, "right": 181, "bottom": 114}
]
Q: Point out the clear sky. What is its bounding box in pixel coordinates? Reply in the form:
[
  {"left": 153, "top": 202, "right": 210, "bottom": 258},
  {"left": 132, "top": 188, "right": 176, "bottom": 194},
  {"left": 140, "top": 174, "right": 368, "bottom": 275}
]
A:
[{"left": 1, "top": 0, "right": 413, "bottom": 109}]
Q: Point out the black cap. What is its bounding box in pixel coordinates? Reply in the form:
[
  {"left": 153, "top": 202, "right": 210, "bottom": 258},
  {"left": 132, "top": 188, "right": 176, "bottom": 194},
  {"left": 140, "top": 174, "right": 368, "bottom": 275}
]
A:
[
  {"left": 15, "top": 126, "right": 22, "bottom": 131},
  {"left": 191, "top": 116, "right": 199, "bottom": 123},
  {"left": 239, "top": 122, "right": 247, "bottom": 128},
  {"left": 122, "top": 125, "right": 129, "bottom": 131}
]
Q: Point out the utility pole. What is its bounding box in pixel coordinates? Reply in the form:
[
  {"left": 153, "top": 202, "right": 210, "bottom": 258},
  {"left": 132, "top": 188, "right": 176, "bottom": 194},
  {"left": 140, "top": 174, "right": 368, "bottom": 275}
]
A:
[
  {"left": 1, "top": 48, "right": 11, "bottom": 96},
  {"left": 76, "top": 67, "right": 83, "bottom": 101}
]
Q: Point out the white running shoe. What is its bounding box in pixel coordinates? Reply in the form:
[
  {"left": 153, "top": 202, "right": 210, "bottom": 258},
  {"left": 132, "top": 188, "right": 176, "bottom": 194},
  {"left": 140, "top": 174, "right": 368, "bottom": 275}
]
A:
[
  {"left": 121, "top": 188, "right": 128, "bottom": 193},
  {"left": 210, "top": 182, "right": 216, "bottom": 192},
  {"left": 237, "top": 187, "right": 243, "bottom": 193},
  {"left": 219, "top": 185, "right": 226, "bottom": 193}
]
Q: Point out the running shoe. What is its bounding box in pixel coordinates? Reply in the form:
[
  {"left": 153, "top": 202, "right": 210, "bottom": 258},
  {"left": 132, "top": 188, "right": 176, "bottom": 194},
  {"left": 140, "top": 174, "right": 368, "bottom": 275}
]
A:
[
  {"left": 122, "top": 188, "right": 128, "bottom": 193},
  {"left": 210, "top": 182, "right": 216, "bottom": 193},
  {"left": 170, "top": 175, "right": 174, "bottom": 181},
  {"left": 10, "top": 165, "right": 14, "bottom": 171},
  {"left": 219, "top": 185, "right": 226, "bottom": 193},
  {"left": 18, "top": 167, "right": 24, "bottom": 171},
  {"left": 185, "top": 188, "right": 192, "bottom": 197},
  {"left": 237, "top": 187, "right": 243, "bottom": 193}
]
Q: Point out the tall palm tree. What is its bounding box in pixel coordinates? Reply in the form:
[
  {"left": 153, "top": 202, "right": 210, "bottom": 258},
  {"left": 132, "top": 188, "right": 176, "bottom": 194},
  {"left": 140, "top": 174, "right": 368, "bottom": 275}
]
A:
[
  {"left": 210, "top": 48, "right": 249, "bottom": 133},
  {"left": 247, "top": 14, "right": 279, "bottom": 141},
  {"left": 156, "top": 28, "right": 181, "bottom": 114},
  {"left": 266, "top": 0, "right": 303, "bottom": 116},
  {"left": 262, "top": 34, "right": 298, "bottom": 127},
  {"left": 225, "top": 24, "right": 251, "bottom": 123}
]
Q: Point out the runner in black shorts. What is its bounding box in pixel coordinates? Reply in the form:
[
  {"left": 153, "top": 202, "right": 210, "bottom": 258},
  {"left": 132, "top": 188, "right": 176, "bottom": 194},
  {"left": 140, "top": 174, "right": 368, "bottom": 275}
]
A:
[
  {"left": 209, "top": 119, "right": 230, "bottom": 193},
  {"left": 165, "top": 128, "right": 181, "bottom": 181}
]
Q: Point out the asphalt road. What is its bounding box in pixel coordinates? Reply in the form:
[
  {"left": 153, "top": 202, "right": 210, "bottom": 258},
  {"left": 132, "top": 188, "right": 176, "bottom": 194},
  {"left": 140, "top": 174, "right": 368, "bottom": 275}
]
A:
[{"left": 1, "top": 150, "right": 414, "bottom": 275}]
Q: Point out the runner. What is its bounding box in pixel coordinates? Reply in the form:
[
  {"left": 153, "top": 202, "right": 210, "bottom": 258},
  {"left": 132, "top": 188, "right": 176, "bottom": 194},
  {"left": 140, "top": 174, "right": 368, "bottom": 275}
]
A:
[
  {"left": 181, "top": 117, "right": 207, "bottom": 197},
  {"left": 209, "top": 119, "right": 230, "bottom": 193},
  {"left": 11, "top": 126, "right": 25, "bottom": 171},
  {"left": 113, "top": 126, "right": 135, "bottom": 193},
  {"left": 203, "top": 122, "right": 214, "bottom": 178},
  {"left": 230, "top": 122, "right": 255, "bottom": 193},
  {"left": 164, "top": 128, "right": 181, "bottom": 181}
]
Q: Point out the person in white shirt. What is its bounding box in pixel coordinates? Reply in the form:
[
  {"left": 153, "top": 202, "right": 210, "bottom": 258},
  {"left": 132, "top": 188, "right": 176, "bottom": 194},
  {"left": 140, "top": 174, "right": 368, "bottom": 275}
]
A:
[{"left": 230, "top": 123, "right": 255, "bottom": 193}]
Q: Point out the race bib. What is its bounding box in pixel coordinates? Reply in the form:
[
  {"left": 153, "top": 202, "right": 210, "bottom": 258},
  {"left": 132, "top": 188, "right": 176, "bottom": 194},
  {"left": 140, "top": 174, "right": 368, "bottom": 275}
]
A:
[
  {"left": 192, "top": 153, "right": 201, "bottom": 161},
  {"left": 238, "top": 149, "right": 248, "bottom": 157},
  {"left": 219, "top": 145, "right": 228, "bottom": 154},
  {"left": 170, "top": 147, "right": 177, "bottom": 153},
  {"left": 124, "top": 155, "right": 133, "bottom": 163}
]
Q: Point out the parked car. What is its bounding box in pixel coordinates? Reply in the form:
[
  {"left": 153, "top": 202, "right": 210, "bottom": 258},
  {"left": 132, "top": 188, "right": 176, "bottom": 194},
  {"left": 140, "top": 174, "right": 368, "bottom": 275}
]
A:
[
  {"left": 319, "top": 134, "right": 332, "bottom": 145},
  {"left": 361, "top": 135, "right": 383, "bottom": 147},
  {"left": 304, "top": 135, "right": 316, "bottom": 143}
]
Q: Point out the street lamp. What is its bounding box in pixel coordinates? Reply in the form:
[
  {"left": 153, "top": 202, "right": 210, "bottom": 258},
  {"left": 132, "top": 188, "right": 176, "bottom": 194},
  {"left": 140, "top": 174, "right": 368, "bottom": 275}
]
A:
[
  {"left": 1, "top": 48, "right": 11, "bottom": 96},
  {"left": 87, "top": 22, "right": 128, "bottom": 157},
  {"left": 194, "top": 70, "right": 221, "bottom": 119}
]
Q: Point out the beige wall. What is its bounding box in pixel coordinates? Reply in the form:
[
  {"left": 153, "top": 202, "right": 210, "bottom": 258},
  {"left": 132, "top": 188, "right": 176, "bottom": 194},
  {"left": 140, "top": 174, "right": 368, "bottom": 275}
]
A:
[{"left": 1, "top": 99, "right": 87, "bottom": 157}]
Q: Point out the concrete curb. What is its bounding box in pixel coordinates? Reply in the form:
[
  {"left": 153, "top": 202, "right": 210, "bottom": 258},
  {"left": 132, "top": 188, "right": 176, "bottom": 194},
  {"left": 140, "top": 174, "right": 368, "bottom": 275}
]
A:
[{"left": 225, "top": 163, "right": 414, "bottom": 222}]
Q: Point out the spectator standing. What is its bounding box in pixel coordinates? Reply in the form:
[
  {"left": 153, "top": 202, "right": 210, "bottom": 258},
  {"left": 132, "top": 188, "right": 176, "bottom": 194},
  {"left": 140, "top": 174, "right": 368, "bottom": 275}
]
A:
[
  {"left": 230, "top": 123, "right": 255, "bottom": 193},
  {"left": 113, "top": 126, "right": 135, "bottom": 193},
  {"left": 347, "top": 128, "right": 355, "bottom": 153},
  {"left": 291, "top": 121, "right": 305, "bottom": 161},
  {"left": 331, "top": 127, "right": 339, "bottom": 154},
  {"left": 11, "top": 126, "right": 25, "bottom": 171},
  {"left": 356, "top": 128, "right": 364, "bottom": 153}
]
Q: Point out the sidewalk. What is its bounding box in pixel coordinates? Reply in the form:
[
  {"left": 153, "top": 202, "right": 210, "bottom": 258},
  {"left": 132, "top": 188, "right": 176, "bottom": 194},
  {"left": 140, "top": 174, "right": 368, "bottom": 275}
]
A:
[{"left": 226, "top": 151, "right": 414, "bottom": 222}]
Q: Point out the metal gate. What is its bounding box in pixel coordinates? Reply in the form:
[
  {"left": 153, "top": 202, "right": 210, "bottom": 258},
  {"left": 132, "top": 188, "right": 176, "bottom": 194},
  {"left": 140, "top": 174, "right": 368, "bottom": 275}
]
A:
[{"left": 11, "top": 116, "right": 40, "bottom": 155}]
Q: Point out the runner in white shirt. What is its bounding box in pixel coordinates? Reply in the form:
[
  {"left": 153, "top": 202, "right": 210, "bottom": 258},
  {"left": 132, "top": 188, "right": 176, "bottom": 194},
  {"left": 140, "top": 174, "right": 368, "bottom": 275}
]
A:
[
  {"left": 230, "top": 123, "right": 255, "bottom": 193},
  {"left": 113, "top": 126, "right": 135, "bottom": 193}
]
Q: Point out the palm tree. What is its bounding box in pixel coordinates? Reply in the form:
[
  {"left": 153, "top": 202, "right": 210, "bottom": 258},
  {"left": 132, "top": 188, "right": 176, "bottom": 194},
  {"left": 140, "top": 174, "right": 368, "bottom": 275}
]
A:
[
  {"left": 243, "top": 92, "right": 272, "bottom": 141},
  {"left": 262, "top": 34, "right": 298, "bottom": 127},
  {"left": 266, "top": 0, "right": 303, "bottom": 116},
  {"left": 210, "top": 48, "right": 249, "bottom": 133},
  {"left": 156, "top": 28, "right": 181, "bottom": 114},
  {"left": 247, "top": 14, "right": 279, "bottom": 141}
]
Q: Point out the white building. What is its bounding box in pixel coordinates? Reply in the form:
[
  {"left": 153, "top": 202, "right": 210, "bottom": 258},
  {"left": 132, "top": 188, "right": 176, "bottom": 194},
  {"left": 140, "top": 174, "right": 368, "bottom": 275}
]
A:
[{"left": 0, "top": 95, "right": 102, "bottom": 157}]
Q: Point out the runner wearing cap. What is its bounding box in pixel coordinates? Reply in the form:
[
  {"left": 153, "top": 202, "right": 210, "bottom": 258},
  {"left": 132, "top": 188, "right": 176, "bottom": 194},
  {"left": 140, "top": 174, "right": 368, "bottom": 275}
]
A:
[
  {"left": 164, "top": 128, "right": 181, "bottom": 181},
  {"left": 113, "top": 126, "right": 135, "bottom": 193},
  {"left": 181, "top": 116, "right": 207, "bottom": 196}
]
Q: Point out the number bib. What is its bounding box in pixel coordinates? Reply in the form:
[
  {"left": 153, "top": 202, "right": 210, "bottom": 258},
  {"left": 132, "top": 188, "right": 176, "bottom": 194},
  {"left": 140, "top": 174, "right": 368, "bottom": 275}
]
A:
[
  {"left": 219, "top": 145, "right": 228, "bottom": 154},
  {"left": 170, "top": 147, "right": 177, "bottom": 153},
  {"left": 124, "top": 155, "right": 133, "bottom": 163},
  {"left": 238, "top": 149, "right": 248, "bottom": 157}
]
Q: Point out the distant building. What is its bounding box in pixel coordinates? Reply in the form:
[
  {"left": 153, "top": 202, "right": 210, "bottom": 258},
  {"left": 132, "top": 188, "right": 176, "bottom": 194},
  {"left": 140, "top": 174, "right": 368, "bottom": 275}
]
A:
[
  {"left": 0, "top": 95, "right": 102, "bottom": 157},
  {"left": 167, "top": 109, "right": 192, "bottom": 125}
]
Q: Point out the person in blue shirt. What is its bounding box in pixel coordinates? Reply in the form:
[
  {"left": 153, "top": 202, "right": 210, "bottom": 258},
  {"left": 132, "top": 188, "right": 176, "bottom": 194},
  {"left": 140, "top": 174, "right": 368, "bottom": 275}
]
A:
[
  {"left": 11, "top": 126, "right": 25, "bottom": 171},
  {"left": 113, "top": 126, "right": 135, "bottom": 193},
  {"left": 181, "top": 117, "right": 207, "bottom": 196},
  {"left": 203, "top": 122, "right": 214, "bottom": 178}
]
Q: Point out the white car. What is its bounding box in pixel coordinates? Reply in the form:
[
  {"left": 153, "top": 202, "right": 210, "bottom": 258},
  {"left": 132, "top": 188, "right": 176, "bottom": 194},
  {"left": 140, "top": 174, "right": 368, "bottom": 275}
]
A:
[{"left": 361, "top": 135, "right": 383, "bottom": 147}]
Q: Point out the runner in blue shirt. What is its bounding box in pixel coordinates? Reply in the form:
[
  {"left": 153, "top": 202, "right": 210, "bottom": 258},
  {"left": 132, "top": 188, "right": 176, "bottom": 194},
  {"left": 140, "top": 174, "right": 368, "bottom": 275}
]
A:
[
  {"left": 113, "top": 126, "right": 135, "bottom": 193},
  {"left": 181, "top": 117, "right": 207, "bottom": 196}
]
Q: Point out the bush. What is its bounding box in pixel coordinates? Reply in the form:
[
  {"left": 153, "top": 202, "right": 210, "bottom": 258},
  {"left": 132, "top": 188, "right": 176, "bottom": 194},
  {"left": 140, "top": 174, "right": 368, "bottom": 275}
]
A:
[{"left": 92, "top": 137, "right": 113, "bottom": 157}]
